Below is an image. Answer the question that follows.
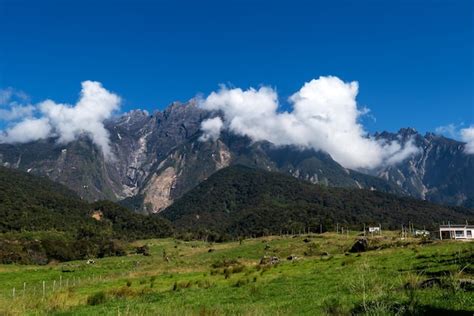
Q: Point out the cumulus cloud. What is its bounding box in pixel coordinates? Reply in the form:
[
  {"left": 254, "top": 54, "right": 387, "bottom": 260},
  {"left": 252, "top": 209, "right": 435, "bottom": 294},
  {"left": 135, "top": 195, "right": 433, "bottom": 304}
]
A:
[
  {"left": 0, "top": 118, "right": 52, "bottom": 143},
  {"left": 199, "top": 117, "right": 223, "bottom": 141},
  {"left": 0, "top": 104, "right": 36, "bottom": 121},
  {"left": 0, "top": 87, "right": 29, "bottom": 105},
  {"left": 0, "top": 81, "right": 121, "bottom": 159},
  {"left": 460, "top": 126, "right": 474, "bottom": 154},
  {"left": 435, "top": 123, "right": 464, "bottom": 139},
  {"left": 198, "top": 76, "right": 419, "bottom": 170},
  {"left": 0, "top": 88, "right": 35, "bottom": 121}
]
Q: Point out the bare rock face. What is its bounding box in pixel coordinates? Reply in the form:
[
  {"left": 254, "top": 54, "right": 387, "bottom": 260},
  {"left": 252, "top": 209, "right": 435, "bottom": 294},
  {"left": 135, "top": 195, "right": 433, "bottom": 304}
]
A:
[{"left": 143, "top": 166, "right": 177, "bottom": 213}]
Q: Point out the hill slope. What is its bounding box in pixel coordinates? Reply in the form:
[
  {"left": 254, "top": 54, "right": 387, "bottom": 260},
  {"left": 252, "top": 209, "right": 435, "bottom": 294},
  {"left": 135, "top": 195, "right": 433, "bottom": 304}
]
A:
[
  {"left": 0, "top": 166, "right": 172, "bottom": 263},
  {"left": 0, "top": 166, "right": 91, "bottom": 232},
  {"left": 162, "top": 165, "right": 474, "bottom": 237}
]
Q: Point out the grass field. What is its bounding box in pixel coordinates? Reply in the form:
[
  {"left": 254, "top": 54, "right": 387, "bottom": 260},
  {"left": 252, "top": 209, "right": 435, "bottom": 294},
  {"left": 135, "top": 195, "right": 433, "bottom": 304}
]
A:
[{"left": 0, "top": 232, "right": 472, "bottom": 315}]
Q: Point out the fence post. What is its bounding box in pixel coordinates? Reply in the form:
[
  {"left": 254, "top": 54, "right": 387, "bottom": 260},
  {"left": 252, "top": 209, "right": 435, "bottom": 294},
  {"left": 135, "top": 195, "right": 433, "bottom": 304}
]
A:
[
  {"left": 12, "top": 287, "right": 15, "bottom": 298},
  {"left": 42, "top": 281, "right": 45, "bottom": 299},
  {"left": 23, "top": 282, "right": 26, "bottom": 296}
]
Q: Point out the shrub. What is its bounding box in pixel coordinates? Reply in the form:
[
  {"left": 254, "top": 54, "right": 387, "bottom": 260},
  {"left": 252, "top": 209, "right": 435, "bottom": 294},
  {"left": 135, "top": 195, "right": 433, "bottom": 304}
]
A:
[
  {"left": 322, "top": 297, "right": 346, "bottom": 315},
  {"left": 211, "top": 258, "right": 239, "bottom": 269},
  {"left": 135, "top": 245, "right": 150, "bottom": 256},
  {"left": 109, "top": 286, "right": 136, "bottom": 298},
  {"left": 196, "top": 279, "right": 212, "bottom": 289},
  {"left": 172, "top": 281, "right": 193, "bottom": 291},
  {"left": 87, "top": 291, "right": 107, "bottom": 306},
  {"left": 234, "top": 278, "right": 250, "bottom": 287},
  {"left": 231, "top": 264, "right": 245, "bottom": 274}
]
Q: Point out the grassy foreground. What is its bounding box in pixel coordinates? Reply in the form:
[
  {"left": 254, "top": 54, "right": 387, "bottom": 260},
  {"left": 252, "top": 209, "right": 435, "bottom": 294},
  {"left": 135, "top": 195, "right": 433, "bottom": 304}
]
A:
[{"left": 0, "top": 232, "right": 472, "bottom": 315}]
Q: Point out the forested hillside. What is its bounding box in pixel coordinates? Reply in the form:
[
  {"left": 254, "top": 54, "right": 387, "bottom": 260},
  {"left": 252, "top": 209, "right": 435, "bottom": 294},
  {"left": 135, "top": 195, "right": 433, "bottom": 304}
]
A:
[
  {"left": 162, "top": 165, "right": 474, "bottom": 239},
  {"left": 0, "top": 167, "right": 172, "bottom": 264}
]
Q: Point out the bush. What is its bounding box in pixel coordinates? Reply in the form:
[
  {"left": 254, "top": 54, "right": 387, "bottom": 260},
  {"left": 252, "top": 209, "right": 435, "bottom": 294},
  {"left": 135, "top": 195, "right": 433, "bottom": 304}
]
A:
[
  {"left": 211, "top": 258, "right": 239, "bottom": 269},
  {"left": 234, "top": 278, "right": 250, "bottom": 287},
  {"left": 87, "top": 291, "right": 107, "bottom": 306},
  {"left": 135, "top": 245, "right": 150, "bottom": 256},
  {"left": 109, "top": 286, "right": 136, "bottom": 299}
]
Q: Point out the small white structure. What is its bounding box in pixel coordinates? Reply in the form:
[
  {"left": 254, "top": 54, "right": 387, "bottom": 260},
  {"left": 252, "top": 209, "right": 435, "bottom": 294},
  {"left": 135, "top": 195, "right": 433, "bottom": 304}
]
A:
[
  {"left": 414, "top": 229, "right": 430, "bottom": 237},
  {"left": 368, "top": 226, "right": 381, "bottom": 233},
  {"left": 439, "top": 224, "right": 474, "bottom": 240}
]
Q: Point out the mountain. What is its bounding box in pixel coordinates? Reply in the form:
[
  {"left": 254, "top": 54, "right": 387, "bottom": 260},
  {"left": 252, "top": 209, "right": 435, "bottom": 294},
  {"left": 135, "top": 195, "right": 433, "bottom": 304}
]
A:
[
  {"left": 126, "top": 128, "right": 407, "bottom": 213},
  {"left": 0, "top": 102, "right": 208, "bottom": 202},
  {"left": 161, "top": 165, "right": 474, "bottom": 237},
  {"left": 0, "top": 102, "right": 472, "bottom": 211},
  {"left": 374, "top": 128, "right": 474, "bottom": 207}
]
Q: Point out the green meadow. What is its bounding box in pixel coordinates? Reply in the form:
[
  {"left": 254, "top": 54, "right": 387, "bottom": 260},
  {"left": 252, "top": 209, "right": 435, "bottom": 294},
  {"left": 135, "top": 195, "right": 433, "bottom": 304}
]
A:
[{"left": 0, "top": 232, "right": 472, "bottom": 315}]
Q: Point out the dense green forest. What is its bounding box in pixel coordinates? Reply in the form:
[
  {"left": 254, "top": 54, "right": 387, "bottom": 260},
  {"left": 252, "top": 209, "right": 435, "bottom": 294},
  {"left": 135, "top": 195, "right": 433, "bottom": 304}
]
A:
[
  {"left": 162, "top": 165, "right": 474, "bottom": 239},
  {"left": 0, "top": 166, "right": 172, "bottom": 264}
]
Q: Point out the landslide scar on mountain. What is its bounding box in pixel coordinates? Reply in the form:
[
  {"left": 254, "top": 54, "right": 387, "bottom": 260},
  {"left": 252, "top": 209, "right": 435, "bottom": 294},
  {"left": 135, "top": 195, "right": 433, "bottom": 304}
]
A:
[
  {"left": 144, "top": 166, "right": 177, "bottom": 213},
  {"left": 215, "top": 143, "right": 232, "bottom": 170}
]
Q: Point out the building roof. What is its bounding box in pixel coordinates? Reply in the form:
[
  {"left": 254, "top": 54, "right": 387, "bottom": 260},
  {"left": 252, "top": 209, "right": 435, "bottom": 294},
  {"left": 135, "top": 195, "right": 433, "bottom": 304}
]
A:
[{"left": 439, "top": 224, "right": 474, "bottom": 229}]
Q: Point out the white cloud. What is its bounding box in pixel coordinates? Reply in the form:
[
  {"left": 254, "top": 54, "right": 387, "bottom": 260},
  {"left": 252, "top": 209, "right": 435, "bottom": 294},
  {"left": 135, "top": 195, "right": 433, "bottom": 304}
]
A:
[
  {"left": 199, "top": 76, "right": 419, "bottom": 170},
  {"left": 199, "top": 117, "right": 223, "bottom": 141},
  {"left": 0, "top": 118, "right": 52, "bottom": 143},
  {"left": 0, "top": 104, "right": 36, "bottom": 121},
  {"left": 0, "top": 81, "right": 121, "bottom": 159},
  {"left": 435, "top": 123, "right": 463, "bottom": 139},
  {"left": 0, "top": 88, "right": 13, "bottom": 105},
  {"left": 460, "top": 126, "right": 474, "bottom": 154},
  {"left": 0, "top": 88, "right": 34, "bottom": 121}
]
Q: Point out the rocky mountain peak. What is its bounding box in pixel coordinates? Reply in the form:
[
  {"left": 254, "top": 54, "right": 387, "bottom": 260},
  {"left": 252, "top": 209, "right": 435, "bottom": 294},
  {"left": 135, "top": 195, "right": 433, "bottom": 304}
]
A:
[{"left": 397, "top": 127, "right": 418, "bottom": 136}]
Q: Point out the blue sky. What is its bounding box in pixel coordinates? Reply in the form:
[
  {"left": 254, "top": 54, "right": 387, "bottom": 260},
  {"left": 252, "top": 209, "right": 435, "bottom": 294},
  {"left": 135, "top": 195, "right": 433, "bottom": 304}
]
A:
[{"left": 0, "top": 0, "right": 472, "bottom": 134}]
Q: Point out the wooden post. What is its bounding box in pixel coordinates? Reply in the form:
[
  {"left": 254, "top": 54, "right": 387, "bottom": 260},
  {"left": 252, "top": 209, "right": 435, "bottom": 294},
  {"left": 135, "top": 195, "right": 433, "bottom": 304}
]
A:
[
  {"left": 23, "top": 282, "right": 26, "bottom": 296},
  {"left": 12, "top": 287, "right": 15, "bottom": 298},
  {"left": 42, "top": 281, "right": 45, "bottom": 299}
]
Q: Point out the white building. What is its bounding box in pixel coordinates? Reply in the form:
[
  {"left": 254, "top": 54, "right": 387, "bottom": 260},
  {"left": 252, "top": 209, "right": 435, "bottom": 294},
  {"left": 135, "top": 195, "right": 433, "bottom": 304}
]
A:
[
  {"left": 439, "top": 224, "right": 474, "bottom": 240},
  {"left": 368, "top": 226, "right": 381, "bottom": 233}
]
